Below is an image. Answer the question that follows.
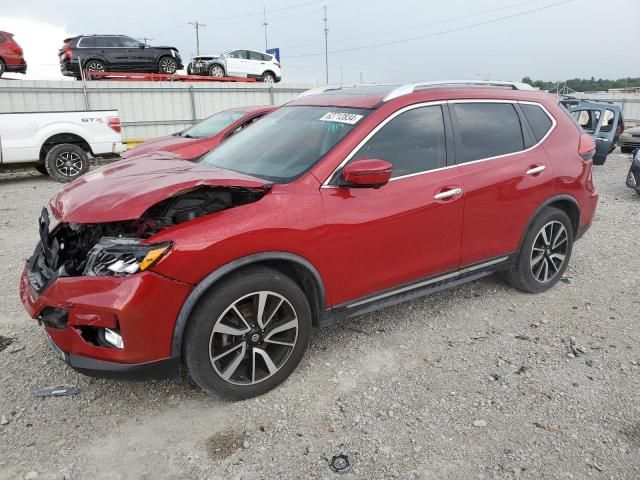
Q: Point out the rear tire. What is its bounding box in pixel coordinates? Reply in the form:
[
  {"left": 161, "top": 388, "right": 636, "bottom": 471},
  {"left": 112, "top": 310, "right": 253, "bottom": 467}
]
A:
[
  {"left": 503, "top": 207, "right": 574, "bottom": 293},
  {"left": 0, "top": 59, "right": 5, "bottom": 77},
  {"left": 84, "top": 59, "right": 105, "bottom": 74},
  {"left": 184, "top": 266, "right": 312, "bottom": 400},
  {"left": 44, "top": 143, "right": 90, "bottom": 183}
]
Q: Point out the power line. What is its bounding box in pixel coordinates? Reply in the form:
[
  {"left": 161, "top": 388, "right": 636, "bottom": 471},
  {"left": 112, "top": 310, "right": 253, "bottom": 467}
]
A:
[
  {"left": 188, "top": 21, "right": 206, "bottom": 56},
  {"left": 284, "top": 0, "right": 552, "bottom": 50},
  {"left": 287, "top": 0, "right": 576, "bottom": 59}
]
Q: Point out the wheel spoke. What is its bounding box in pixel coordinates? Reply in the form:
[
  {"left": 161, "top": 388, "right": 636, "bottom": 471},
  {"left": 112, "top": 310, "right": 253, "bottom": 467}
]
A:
[
  {"left": 219, "top": 343, "right": 247, "bottom": 381},
  {"left": 264, "top": 319, "right": 298, "bottom": 341},
  {"left": 530, "top": 252, "right": 545, "bottom": 268},
  {"left": 256, "top": 291, "right": 268, "bottom": 329},
  {"left": 253, "top": 347, "right": 278, "bottom": 379},
  {"left": 212, "top": 340, "right": 246, "bottom": 362},
  {"left": 231, "top": 305, "right": 252, "bottom": 331},
  {"left": 213, "top": 321, "right": 249, "bottom": 336}
]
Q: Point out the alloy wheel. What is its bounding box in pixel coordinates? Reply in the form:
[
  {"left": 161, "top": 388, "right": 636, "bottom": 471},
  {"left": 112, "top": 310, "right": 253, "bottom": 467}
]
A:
[
  {"left": 55, "top": 151, "right": 84, "bottom": 178},
  {"left": 86, "top": 61, "right": 104, "bottom": 72},
  {"left": 210, "top": 65, "right": 224, "bottom": 77},
  {"left": 209, "top": 291, "right": 299, "bottom": 385},
  {"left": 160, "top": 58, "right": 177, "bottom": 73},
  {"left": 263, "top": 74, "right": 275, "bottom": 84},
  {"left": 530, "top": 220, "right": 568, "bottom": 283}
]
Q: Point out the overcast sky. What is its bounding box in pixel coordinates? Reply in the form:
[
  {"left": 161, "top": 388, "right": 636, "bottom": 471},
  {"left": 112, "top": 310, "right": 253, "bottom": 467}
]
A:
[{"left": 1, "top": 0, "right": 638, "bottom": 84}]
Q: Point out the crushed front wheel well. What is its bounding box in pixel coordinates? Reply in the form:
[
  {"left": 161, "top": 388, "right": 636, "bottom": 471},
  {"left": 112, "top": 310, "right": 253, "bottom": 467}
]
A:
[
  {"left": 171, "top": 253, "right": 327, "bottom": 357},
  {"left": 40, "top": 133, "right": 92, "bottom": 162}
]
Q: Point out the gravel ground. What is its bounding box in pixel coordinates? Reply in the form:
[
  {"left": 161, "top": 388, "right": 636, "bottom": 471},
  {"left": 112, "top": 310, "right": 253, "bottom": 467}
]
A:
[{"left": 0, "top": 153, "right": 639, "bottom": 480}]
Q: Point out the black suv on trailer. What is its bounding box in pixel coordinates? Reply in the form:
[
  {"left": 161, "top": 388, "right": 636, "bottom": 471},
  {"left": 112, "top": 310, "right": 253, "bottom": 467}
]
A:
[{"left": 59, "top": 35, "right": 183, "bottom": 79}]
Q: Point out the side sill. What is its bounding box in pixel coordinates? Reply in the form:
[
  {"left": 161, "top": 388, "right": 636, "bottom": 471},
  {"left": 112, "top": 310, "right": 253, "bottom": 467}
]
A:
[{"left": 318, "top": 256, "right": 512, "bottom": 328}]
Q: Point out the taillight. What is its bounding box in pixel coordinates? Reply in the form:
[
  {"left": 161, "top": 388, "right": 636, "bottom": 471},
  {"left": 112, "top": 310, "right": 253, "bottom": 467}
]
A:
[
  {"left": 9, "top": 43, "right": 22, "bottom": 55},
  {"left": 274, "top": 61, "right": 281, "bottom": 68},
  {"left": 578, "top": 133, "right": 596, "bottom": 161},
  {"left": 107, "top": 117, "right": 121, "bottom": 133}
]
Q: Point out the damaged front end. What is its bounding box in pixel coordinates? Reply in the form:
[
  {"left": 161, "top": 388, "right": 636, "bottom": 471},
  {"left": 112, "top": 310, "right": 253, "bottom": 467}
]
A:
[{"left": 28, "top": 185, "right": 268, "bottom": 294}]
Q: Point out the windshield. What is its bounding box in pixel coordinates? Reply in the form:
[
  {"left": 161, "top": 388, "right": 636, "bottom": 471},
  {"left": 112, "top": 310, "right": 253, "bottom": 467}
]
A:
[
  {"left": 182, "top": 110, "right": 247, "bottom": 139},
  {"left": 199, "top": 106, "right": 369, "bottom": 182}
]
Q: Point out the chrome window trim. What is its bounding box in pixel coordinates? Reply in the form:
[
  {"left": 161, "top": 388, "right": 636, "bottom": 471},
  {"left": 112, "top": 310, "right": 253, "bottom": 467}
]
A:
[
  {"left": 321, "top": 99, "right": 557, "bottom": 188},
  {"left": 77, "top": 35, "right": 139, "bottom": 49}
]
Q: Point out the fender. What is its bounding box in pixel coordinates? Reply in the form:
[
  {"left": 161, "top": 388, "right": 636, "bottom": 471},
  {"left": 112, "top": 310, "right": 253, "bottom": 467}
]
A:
[
  {"left": 170, "top": 251, "right": 327, "bottom": 357},
  {"left": 517, "top": 194, "right": 581, "bottom": 253},
  {"left": 36, "top": 122, "right": 94, "bottom": 151}
]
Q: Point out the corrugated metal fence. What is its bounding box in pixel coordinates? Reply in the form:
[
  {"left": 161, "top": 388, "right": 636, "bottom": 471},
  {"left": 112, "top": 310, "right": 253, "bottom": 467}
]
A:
[{"left": 0, "top": 80, "right": 312, "bottom": 140}]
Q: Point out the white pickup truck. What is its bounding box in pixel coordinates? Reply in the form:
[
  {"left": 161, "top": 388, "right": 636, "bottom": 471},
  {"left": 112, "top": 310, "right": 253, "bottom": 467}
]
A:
[{"left": 0, "top": 110, "right": 126, "bottom": 182}]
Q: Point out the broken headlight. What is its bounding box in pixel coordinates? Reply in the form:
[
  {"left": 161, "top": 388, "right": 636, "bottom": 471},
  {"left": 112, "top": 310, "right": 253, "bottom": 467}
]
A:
[{"left": 83, "top": 238, "right": 172, "bottom": 277}]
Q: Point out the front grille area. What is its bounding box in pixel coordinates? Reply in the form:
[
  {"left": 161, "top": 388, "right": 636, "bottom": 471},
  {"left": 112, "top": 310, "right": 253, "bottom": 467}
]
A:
[{"left": 28, "top": 243, "right": 56, "bottom": 293}]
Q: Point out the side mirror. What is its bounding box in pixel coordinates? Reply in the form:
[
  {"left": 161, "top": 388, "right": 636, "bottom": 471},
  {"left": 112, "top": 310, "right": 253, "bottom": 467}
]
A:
[{"left": 342, "top": 159, "right": 392, "bottom": 188}]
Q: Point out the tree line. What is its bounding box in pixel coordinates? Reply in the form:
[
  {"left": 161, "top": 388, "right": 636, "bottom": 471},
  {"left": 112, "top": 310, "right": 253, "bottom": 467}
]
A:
[{"left": 521, "top": 76, "right": 640, "bottom": 92}]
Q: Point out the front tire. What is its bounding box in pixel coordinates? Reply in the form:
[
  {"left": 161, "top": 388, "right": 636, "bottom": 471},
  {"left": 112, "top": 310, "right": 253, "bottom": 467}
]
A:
[
  {"left": 184, "top": 266, "right": 312, "bottom": 400},
  {"left": 209, "top": 64, "right": 225, "bottom": 78},
  {"left": 44, "top": 143, "right": 90, "bottom": 183},
  {"left": 159, "top": 56, "right": 177, "bottom": 74},
  {"left": 0, "top": 59, "right": 5, "bottom": 78},
  {"left": 34, "top": 164, "right": 49, "bottom": 176},
  {"left": 503, "top": 207, "right": 574, "bottom": 293}
]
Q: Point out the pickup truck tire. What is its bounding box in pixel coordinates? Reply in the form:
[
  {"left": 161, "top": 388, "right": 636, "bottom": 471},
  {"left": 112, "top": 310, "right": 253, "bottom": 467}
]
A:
[{"left": 45, "top": 143, "right": 90, "bottom": 183}]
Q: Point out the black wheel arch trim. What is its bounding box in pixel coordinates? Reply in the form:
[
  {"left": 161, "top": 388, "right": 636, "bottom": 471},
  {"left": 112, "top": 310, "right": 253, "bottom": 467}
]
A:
[
  {"left": 170, "top": 251, "right": 326, "bottom": 357},
  {"left": 518, "top": 194, "right": 581, "bottom": 253}
]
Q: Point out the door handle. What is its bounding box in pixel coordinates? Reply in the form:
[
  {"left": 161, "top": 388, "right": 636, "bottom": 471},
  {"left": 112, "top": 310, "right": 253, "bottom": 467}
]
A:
[
  {"left": 434, "top": 187, "right": 462, "bottom": 200},
  {"left": 526, "top": 165, "right": 546, "bottom": 175}
]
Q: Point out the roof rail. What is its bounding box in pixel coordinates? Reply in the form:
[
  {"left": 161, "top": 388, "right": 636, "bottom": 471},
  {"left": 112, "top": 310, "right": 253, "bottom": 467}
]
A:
[
  {"left": 296, "top": 83, "right": 392, "bottom": 99},
  {"left": 382, "top": 80, "right": 536, "bottom": 102}
]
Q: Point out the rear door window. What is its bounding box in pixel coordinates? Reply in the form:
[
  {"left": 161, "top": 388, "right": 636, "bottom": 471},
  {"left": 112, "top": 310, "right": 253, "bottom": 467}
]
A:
[
  {"left": 521, "top": 103, "right": 553, "bottom": 142},
  {"left": 249, "top": 51, "right": 264, "bottom": 61},
  {"left": 572, "top": 109, "right": 601, "bottom": 133},
  {"left": 349, "top": 105, "right": 447, "bottom": 178},
  {"left": 598, "top": 109, "right": 616, "bottom": 133},
  {"left": 452, "top": 103, "right": 525, "bottom": 163},
  {"left": 78, "top": 37, "right": 97, "bottom": 48}
]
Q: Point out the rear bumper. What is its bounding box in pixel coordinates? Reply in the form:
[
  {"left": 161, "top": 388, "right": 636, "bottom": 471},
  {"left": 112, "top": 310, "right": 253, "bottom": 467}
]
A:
[{"left": 6, "top": 63, "right": 27, "bottom": 74}]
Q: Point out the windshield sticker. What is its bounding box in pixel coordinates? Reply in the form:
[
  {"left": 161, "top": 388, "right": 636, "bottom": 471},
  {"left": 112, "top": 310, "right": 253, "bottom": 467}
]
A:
[{"left": 319, "top": 112, "right": 364, "bottom": 125}]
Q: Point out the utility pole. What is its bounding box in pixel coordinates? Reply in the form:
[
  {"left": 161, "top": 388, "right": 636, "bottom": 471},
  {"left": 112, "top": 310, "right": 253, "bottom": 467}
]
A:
[
  {"left": 188, "top": 21, "right": 206, "bottom": 56},
  {"left": 263, "top": 5, "right": 269, "bottom": 51},
  {"left": 359, "top": 71, "right": 363, "bottom": 84},
  {"left": 340, "top": 66, "right": 343, "bottom": 85},
  {"left": 323, "top": 6, "right": 329, "bottom": 84},
  {"left": 138, "top": 37, "right": 153, "bottom": 46}
]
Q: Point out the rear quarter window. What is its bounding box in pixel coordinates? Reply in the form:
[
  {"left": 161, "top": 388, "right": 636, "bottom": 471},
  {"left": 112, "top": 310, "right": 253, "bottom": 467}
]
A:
[
  {"left": 78, "top": 37, "right": 97, "bottom": 48},
  {"left": 452, "top": 102, "right": 525, "bottom": 163},
  {"left": 521, "top": 103, "right": 554, "bottom": 142}
]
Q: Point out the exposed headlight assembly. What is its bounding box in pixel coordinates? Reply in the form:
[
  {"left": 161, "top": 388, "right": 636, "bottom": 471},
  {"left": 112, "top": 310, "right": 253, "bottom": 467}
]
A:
[{"left": 83, "top": 238, "right": 172, "bottom": 277}]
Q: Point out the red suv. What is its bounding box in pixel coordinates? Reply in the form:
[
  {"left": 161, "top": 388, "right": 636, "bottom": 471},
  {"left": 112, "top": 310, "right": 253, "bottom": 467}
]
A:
[
  {"left": 20, "top": 81, "right": 598, "bottom": 400},
  {"left": 122, "top": 106, "right": 275, "bottom": 161},
  {"left": 0, "top": 31, "right": 27, "bottom": 77}
]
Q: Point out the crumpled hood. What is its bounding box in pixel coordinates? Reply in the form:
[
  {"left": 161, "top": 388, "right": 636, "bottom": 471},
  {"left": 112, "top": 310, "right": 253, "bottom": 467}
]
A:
[{"left": 50, "top": 155, "right": 271, "bottom": 224}]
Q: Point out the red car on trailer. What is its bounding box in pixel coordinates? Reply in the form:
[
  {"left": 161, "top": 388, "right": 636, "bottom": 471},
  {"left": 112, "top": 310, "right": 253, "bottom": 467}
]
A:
[
  {"left": 0, "top": 31, "right": 27, "bottom": 77},
  {"left": 123, "top": 106, "right": 275, "bottom": 160}
]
